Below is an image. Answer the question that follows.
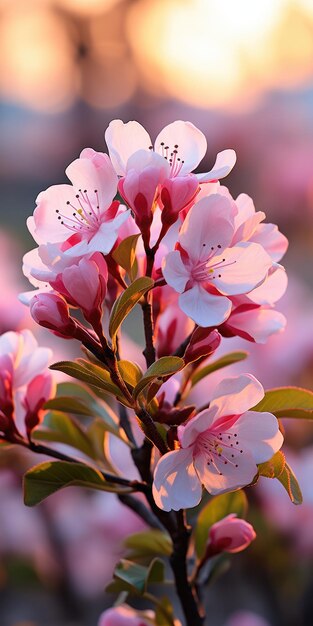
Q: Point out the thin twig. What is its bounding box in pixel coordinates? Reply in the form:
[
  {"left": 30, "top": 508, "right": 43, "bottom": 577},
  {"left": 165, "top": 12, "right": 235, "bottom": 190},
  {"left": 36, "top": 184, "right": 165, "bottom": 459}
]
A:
[
  {"left": 118, "top": 494, "right": 164, "bottom": 530},
  {"left": 26, "top": 441, "right": 148, "bottom": 493}
]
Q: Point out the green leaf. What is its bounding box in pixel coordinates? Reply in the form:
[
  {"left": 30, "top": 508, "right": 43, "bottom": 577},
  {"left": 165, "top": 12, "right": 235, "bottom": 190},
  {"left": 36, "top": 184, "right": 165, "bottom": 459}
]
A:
[
  {"left": 50, "top": 360, "right": 130, "bottom": 406},
  {"left": 252, "top": 386, "right": 313, "bottom": 419},
  {"left": 109, "top": 276, "right": 154, "bottom": 341},
  {"left": 45, "top": 396, "right": 95, "bottom": 416},
  {"left": 277, "top": 461, "right": 303, "bottom": 505},
  {"left": 24, "top": 461, "right": 134, "bottom": 506},
  {"left": 155, "top": 597, "right": 175, "bottom": 626},
  {"left": 112, "top": 234, "right": 140, "bottom": 279},
  {"left": 33, "top": 411, "right": 96, "bottom": 458},
  {"left": 191, "top": 352, "right": 248, "bottom": 387},
  {"left": 258, "top": 451, "right": 285, "bottom": 479},
  {"left": 133, "top": 356, "right": 184, "bottom": 399},
  {"left": 109, "top": 558, "right": 165, "bottom": 596},
  {"left": 117, "top": 360, "right": 143, "bottom": 389},
  {"left": 45, "top": 384, "right": 124, "bottom": 438},
  {"left": 194, "top": 490, "right": 248, "bottom": 559},
  {"left": 124, "top": 530, "right": 173, "bottom": 559}
]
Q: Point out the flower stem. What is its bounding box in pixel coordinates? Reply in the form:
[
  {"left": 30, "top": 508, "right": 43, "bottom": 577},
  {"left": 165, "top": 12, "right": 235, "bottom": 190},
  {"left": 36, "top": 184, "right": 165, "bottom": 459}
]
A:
[{"left": 170, "top": 511, "right": 205, "bottom": 626}]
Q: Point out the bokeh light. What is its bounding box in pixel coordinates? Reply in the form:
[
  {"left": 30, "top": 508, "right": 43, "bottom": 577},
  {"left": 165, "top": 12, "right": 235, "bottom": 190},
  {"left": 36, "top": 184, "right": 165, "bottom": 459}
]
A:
[{"left": 0, "top": 2, "right": 79, "bottom": 112}]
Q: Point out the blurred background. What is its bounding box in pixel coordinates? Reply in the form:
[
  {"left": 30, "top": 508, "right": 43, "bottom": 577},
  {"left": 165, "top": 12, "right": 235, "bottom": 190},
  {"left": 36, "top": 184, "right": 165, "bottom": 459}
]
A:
[{"left": 1, "top": 0, "right": 313, "bottom": 625}]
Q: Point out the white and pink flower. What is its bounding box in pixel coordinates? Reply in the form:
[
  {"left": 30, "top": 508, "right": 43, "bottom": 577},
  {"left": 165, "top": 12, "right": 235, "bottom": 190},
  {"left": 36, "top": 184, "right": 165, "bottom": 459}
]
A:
[
  {"left": 162, "top": 194, "right": 272, "bottom": 327},
  {"left": 105, "top": 119, "right": 236, "bottom": 182},
  {"left": 153, "top": 374, "right": 283, "bottom": 511},
  {"left": 28, "top": 148, "right": 129, "bottom": 257}
]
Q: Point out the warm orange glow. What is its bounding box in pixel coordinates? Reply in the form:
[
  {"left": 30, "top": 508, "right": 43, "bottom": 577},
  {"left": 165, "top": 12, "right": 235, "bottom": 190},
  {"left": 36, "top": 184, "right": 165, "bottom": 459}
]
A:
[
  {"left": 81, "top": 9, "right": 137, "bottom": 108},
  {"left": 0, "top": 3, "right": 79, "bottom": 112},
  {"left": 126, "top": 0, "right": 313, "bottom": 110},
  {"left": 56, "top": 0, "right": 121, "bottom": 16}
]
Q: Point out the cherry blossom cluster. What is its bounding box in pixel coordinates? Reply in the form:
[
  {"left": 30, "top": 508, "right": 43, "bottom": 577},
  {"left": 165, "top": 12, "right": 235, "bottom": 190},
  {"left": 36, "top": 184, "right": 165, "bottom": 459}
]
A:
[
  {"left": 22, "top": 119, "right": 287, "bottom": 344},
  {"left": 19, "top": 120, "right": 287, "bottom": 502},
  {"left": 8, "top": 119, "right": 292, "bottom": 625}
]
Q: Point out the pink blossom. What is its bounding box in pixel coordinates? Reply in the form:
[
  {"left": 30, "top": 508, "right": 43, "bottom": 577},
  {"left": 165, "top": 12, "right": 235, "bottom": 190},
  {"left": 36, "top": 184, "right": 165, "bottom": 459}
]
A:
[
  {"left": 28, "top": 148, "right": 129, "bottom": 256},
  {"left": 183, "top": 327, "right": 222, "bottom": 365},
  {"left": 0, "top": 330, "right": 52, "bottom": 389},
  {"left": 153, "top": 374, "right": 283, "bottom": 511},
  {"left": 50, "top": 254, "right": 108, "bottom": 325},
  {"left": 105, "top": 119, "right": 236, "bottom": 182},
  {"left": 98, "top": 606, "right": 153, "bottom": 626},
  {"left": 162, "top": 194, "right": 272, "bottom": 327},
  {"left": 30, "top": 293, "right": 76, "bottom": 337},
  {"left": 23, "top": 372, "right": 56, "bottom": 435},
  {"left": 156, "top": 300, "right": 194, "bottom": 357},
  {"left": 0, "top": 330, "right": 54, "bottom": 441},
  {"left": 208, "top": 513, "right": 256, "bottom": 554},
  {"left": 220, "top": 301, "right": 286, "bottom": 344}
]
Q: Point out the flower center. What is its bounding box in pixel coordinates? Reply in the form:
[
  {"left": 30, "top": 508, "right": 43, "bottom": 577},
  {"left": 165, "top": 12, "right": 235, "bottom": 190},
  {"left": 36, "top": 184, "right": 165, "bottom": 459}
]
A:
[
  {"left": 150, "top": 141, "right": 185, "bottom": 177},
  {"left": 55, "top": 189, "right": 101, "bottom": 235},
  {"left": 191, "top": 245, "right": 236, "bottom": 283},
  {"left": 196, "top": 429, "right": 243, "bottom": 475}
]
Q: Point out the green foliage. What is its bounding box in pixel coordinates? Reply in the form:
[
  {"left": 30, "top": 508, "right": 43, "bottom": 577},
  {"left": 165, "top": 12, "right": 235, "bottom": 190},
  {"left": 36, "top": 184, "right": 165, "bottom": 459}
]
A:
[
  {"left": 106, "top": 558, "right": 165, "bottom": 595},
  {"left": 109, "top": 276, "right": 154, "bottom": 342},
  {"left": 112, "top": 233, "right": 140, "bottom": 280},
  {"left": 24, "top": 461, "right": 134, "bottom": 506},
  {"left": 124, "top": 530, "right": 173, "bottom": 560},
  {"left": 155, "top": 597, "right": 176, "bottom": 626},
  {"left": 133, "top": 356, "right": 184, "bottom": 399},
  {"left": 44, "top": 381, "right": 125, "bottom": 441},
  {"left": 194, "top": 490, "right": 248, "bottom": 559},
  {"left": 258, "top": 451, "right": 286, "bottom": 478},
  {"left": 277, "top": 461, "right": 303, "bottom": 505},
  {"left": 252, "top": 386, "right": 313, "bottom": 419},
  {"left": 117, "top": 360, "right": 143, "bottom": 389},
  {"left": 190, "top": 351, "right": 248, "bottom": 387},
  {"left": 50, "top": 359, "right": 131, "bottom": 406}
]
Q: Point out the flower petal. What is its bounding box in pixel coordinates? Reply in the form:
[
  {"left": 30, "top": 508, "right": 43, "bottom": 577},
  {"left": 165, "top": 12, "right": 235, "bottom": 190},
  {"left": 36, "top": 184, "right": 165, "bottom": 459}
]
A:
[
  {"left": 247, "top": 266, "right": 288, "bottom": 305},
  {"left": 210, "top": 374, "right": 265, "bottom": 419},
  {"left": 212, "top": 242, "right": 272, "bottom": 296},
  {"left": 155, "top": 121, "right": 207, "bottom": 175},
  {"left": 152, "top": 448, "right": 202, "bottom": 511},
  {"left": 32, "top": 184, "right": 78, "bottom": 243},
  {"left": 179, "top": 194, "right": 235, "bottom": 263},
  {"left": 226, "top": 307, "right": 286, "bottom": 343},
  {"left": 179, "top": 284, "right": 231, "bottom": 327},
  {"left": 66, "top": 152, "right": 117, "bottom": 211},
  {"left": 162, "top": 250, "right": 191, "bottom": 293},
  {"left": 231, "top": 410, "right": 284, "bottom": 463},
  {"left": 250, "top": 222, "right": 289, "bottom": 263},
  {"left": 197, "top": 149, "right": 236, "bottom": 182},
  {"left": 105, "top": 120, "right": 152, "bottom": 176}
]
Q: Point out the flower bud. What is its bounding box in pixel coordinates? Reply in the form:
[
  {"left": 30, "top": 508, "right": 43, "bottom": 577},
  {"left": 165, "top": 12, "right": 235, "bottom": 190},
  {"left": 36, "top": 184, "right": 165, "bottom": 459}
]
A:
[
  {"left": 160, "top": 174, "right": 199, "bottom": 226},
  {"left": 208, "top": 514, "right": 256, "bottom": 555},
  {"left": 30, "top": 293, "right": 76, "bottom": 337},
  {"left": 184, "top": 328, "right": 221, "bottom": 365},
  {"left": 52, "top": 254, "right": 107, "bottom": 326},
  {"left": 23, "top": 372, "right": 55, "bottom": 436}
]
